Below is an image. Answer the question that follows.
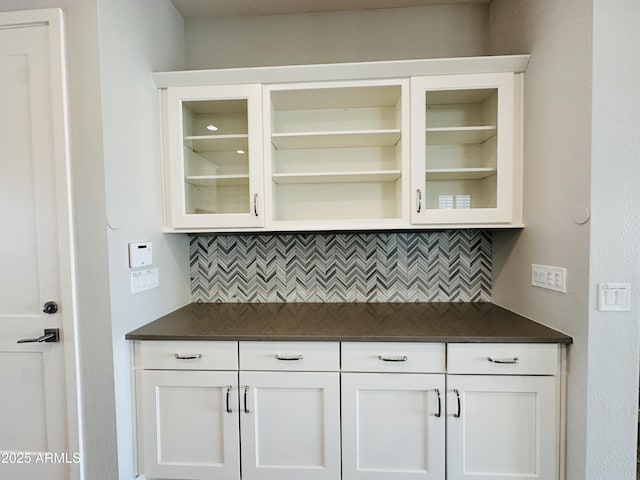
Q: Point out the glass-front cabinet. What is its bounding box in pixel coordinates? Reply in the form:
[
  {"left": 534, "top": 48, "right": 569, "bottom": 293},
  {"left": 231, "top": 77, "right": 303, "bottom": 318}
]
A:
[
  {"left": 410, "top": 73, "right": 517, "bottom": 225},
  {"left": 165, "top": 84, "right": 264, "bottom": 229}
]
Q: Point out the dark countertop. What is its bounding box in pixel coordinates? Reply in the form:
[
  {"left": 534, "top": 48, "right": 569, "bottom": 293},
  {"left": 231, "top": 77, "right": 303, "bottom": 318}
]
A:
[{"left": 125, "top": 303, "right": 572, "bottom": 344}]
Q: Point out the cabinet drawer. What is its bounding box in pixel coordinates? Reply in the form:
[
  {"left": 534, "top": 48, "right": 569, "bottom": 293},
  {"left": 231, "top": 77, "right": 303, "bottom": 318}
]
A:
[
  {"left": 136, "top": 341, "right": 238, "bottom": 370},
  {"left": 240, "top": 342, "right": 339, "bottom": 371},
  {"left": 342, "top": 342, "right": 445, "bottom": 373},
  {"left": 447, "top": 343, "right": 559, "bottom": 375}
]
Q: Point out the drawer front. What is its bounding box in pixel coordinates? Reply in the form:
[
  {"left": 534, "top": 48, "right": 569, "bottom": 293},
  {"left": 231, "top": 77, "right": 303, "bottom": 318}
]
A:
[
  {"left": 447, "top": 343, "right": 559, "bottom": 375},
  {"left": 342, "top": 342, "right": 445, "bottom": 373},
  {"left": 240, "top": 342, "right": 340, "bottom": 371},
  {"left": 136, "top": 341, "right": 238, "bottom": 370}
]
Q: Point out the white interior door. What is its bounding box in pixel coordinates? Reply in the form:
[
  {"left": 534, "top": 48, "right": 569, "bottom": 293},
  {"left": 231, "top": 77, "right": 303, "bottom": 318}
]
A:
[{"left": 0, "top": 10, "right": 77, "bottom": 480}]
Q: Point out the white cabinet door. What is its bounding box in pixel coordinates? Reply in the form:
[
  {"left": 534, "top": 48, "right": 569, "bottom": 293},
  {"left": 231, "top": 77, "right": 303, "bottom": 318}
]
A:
[
  {"left": 447, "top": 375, "right": 557, "bottom": 480},
  {"left": 240, "top": 371, "right": 341, "bottom": 480},
  {"left": 165, "top": 84, "right": 264, "bottom": 229},
  {"left": 410, "top": 73, "right": 519, "bottom": 225},
  {"left": 138, "top": 370, "right": 240, "bottom": 480},
  {"left": 341, "top": 373, "right": 445, "bottom": 480}
]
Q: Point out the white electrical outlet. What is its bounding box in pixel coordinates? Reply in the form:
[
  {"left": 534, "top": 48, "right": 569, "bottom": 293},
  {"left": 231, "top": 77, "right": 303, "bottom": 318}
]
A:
[{"left": 531, "top": 264, "right": 567, "bottom": 293}]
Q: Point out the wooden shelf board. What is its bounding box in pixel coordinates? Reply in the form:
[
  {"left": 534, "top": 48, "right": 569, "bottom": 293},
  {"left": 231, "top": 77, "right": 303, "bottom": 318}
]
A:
[
  {"left": 272, "top": 130, "right": 401, "bottom": 150},
  {"left": 425, "top": 126, "right": 496, "bottom": 145},
  {"left": 273, "top": 170, "right": 401, "bottom": 185},
  {"left": 425, "top": 168, "right": 497, "bottom": 181}
]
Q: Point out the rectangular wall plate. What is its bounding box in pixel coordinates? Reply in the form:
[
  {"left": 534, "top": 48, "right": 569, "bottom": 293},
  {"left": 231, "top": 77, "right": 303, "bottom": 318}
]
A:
[
  {"left": 598, "top": 283, "right": 631, "bottom": 311},
  {"left": 131, "top": 268, "right": 159, "bottom": 294},
  {"left": 531, "top": 264, "right": 567, "bottom": 293}
]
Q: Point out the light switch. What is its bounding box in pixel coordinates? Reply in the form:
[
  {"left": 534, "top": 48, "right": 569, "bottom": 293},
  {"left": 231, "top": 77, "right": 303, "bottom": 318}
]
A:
[
  {"left": 131, "top": 268, "right": 159, "bottom": 294},
  {"left": 598, "top": 283, "right": 631, "bottom": 311},
  {"left": 129, "top": 242, "right": 152, "bottom": 268}
]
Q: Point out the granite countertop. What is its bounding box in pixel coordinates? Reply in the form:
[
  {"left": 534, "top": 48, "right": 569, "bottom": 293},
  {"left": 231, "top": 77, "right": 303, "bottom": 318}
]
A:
[{"left": 125, "top": 303, "right": 572, "bottom": 344}]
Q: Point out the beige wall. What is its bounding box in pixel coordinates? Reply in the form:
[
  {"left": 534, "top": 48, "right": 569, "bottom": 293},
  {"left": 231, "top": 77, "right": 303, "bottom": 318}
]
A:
[
  {"left": 185, "top": 4, "right": 489, "bottom": 69},
  {"left": 489, "top": 0, "right": 640, "bottom": 478},
  {"left": 489, "top": 1, "right": 593, "bottom": 478}
]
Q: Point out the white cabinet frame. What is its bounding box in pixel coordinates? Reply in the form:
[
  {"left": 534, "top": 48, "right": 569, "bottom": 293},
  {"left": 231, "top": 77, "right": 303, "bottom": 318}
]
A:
[
  {"left": 410, "top": 73, "right": 520, "bottom": 225},
  {"left": 164, "top": 84, "right": 265, "bottom": 229}
]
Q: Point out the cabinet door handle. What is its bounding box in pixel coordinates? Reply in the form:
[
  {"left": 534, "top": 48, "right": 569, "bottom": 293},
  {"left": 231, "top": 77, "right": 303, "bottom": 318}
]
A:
[
  {"left": 416, "top": 188, "right": 422, "bottom": 213},
  {"left": 174, "top": 353, "right": 202, "bottom": 360},
  {"left": 453, "top": 389, "right": 461, "bottom": 418},
  {"left": 225, "top": 385, "right": 232, "bottom": 413},
  {"left": 275, "top": 354, "right": 303, "bottom": 361},
  {"left": 253, "top": 193, "right": 259, "bottom": 216},
  {"left": 487, "top": 356, "right": 519, "bottom": 364},
  {"left": 243, "top": 386, "right": 250, "bottom": 413},
  {"left": 435, "top": 388, "right": 441, "bottom": 418},
  {"left": 378, "top": 355, "right": 408, "bottom": 362}
]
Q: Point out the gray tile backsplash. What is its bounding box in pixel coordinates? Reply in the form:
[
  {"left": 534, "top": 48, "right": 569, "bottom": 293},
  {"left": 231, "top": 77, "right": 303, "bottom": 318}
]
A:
[{"left": 190, "top": 230, "right": 491, "bottom": 303}]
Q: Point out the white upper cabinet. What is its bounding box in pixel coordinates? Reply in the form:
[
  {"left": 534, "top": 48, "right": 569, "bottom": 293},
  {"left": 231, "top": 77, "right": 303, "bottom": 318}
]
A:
[
  {"left": 410, "top": 73, "right": 521, "bottom": 225},
  {"left": 264, "top": 79, "right": 409, "bottom": 229},
  {"left": 164, "top": 84, "right": 264, "bottom": 229},
  {"left": 156, "top": 56, "right": 528, "bottom": 232}
]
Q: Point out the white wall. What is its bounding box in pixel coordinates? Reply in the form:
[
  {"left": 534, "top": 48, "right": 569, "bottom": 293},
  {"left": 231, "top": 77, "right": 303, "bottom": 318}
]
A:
[
  {"left": 95, "top": 0, "right": 189, "bottom": 478},
  {"left": 185, "top": 4, "right": 489, "bottom": 69},
  {"left": 586, "top": 0, "right": 640, "bottom": 477},
  {"left": 488, "top": 1, "right": 593, "bottom": 478}
]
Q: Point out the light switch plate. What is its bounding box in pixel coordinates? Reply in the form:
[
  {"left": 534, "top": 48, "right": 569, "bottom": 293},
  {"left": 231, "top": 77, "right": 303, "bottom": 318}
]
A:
[
  {"left": 598, "top": 283, "right": 631, "bottom": 311},
  {"left": 131, "top": 268, "right": 159, "bottom": 294},
  {"left": 129, "top": 242, "right": 152, "bottom": 268},
  {"left": 531, "top": 264, "right": 567, "bottom": 293}
]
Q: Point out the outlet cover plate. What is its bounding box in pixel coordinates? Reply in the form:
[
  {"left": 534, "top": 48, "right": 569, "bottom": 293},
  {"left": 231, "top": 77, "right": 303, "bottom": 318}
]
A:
[{"left": 532, "top": 264, "right": 567, "bottom": 293}]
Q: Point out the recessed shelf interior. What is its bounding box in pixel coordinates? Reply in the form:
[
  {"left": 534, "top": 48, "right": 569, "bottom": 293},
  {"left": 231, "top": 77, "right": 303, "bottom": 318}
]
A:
[{"left": 269, "top": 83, "right": 405, "bottom": 222}]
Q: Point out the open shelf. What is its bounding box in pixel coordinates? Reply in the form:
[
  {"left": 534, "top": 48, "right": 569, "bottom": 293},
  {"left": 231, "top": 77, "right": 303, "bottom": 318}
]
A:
[
  {"left": 425, "top": 127, "right": 496, "bottom": 145},
  {"left": 273, "top": 170, "right": 401, "bottom": 185},
  {"left": 425, "top": 168, "right": 497, "bottom": 181},
  {"left": 272, "top": 130, "right": 401, "bottom": 150},
  {"left": 185, "top": 175, "right": 250, "bottom": 187}
]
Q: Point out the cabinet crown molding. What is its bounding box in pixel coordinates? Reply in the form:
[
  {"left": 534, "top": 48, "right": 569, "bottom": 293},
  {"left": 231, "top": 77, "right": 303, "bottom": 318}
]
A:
[{"left": 153, "top": 54, "right": 531, "bottom": 88}]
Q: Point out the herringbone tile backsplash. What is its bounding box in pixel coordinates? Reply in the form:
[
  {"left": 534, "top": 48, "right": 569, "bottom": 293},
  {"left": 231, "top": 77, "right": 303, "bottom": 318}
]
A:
[{"left": 190, "top": 231, "right": 491, "bottom": 303}]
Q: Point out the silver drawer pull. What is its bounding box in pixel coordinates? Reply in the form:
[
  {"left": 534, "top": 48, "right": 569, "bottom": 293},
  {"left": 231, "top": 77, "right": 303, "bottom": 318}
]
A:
[
  {"left": 487, "top": 356, "right": 519, "bottom": 364},
  {"left": 174, "top": 353, "right": 202, "bottom": 360},
  {"left": 378, "top": 355, "right": 408, "bottom": 362},
  {"left": 275, "top": 354, "right": 303, "bottom": 361}
]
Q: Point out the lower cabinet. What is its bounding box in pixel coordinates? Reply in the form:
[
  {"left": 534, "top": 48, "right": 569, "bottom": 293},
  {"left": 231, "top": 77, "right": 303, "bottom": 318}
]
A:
[
  {"left": 133, "top": 341, "right": 564, "bottom": 480},
  {"left": 138, "top": 370, "right": 240, "bottom": 480}
]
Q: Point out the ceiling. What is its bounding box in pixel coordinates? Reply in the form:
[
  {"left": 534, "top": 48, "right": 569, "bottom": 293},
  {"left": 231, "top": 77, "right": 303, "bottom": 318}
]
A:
[{"left": 171, "top": 0, "right": 490, "bottom": 18}]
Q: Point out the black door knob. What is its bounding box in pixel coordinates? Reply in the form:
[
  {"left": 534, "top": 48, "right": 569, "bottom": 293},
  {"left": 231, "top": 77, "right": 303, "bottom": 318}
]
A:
[{"left": 43, "top": 301, "right": 58, "bottom": 314}]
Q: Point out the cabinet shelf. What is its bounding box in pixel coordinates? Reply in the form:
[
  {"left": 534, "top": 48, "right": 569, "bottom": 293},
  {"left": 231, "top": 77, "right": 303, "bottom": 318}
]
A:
[
  {"left": 425, "top": 168, "right": 497, "bottom": 181},
  {"left": 273, "top": 170, "right": 401, "bottom": 185},
  {"left": 425, "top": 126, "right": 496, "bottom": 145},
  {"left": 184, "top": 134, "right": 248, "bottom": 152},
  {"left": 185, "top": 175, "right": 249, "bottom": 187},
  {"left": 272, "top": 130, "right": 401, "bottom": 150}
]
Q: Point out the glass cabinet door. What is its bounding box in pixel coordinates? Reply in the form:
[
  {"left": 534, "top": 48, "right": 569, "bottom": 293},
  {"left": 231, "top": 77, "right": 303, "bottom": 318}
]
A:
[
  {"left": 166, "top": 84, "right": 264, "bottom": 229},
  {"left": 410, "top": 73, "right": 516, "bottom": 225}
]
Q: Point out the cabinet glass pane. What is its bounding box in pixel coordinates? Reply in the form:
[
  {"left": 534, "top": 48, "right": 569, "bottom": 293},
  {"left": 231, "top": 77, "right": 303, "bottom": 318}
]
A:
[
  {"left": 423, "top": 88, "right": 498, "bottom": 211},
  {"left": 182, "top": 99, "right": 250, "bottom": 215}
]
